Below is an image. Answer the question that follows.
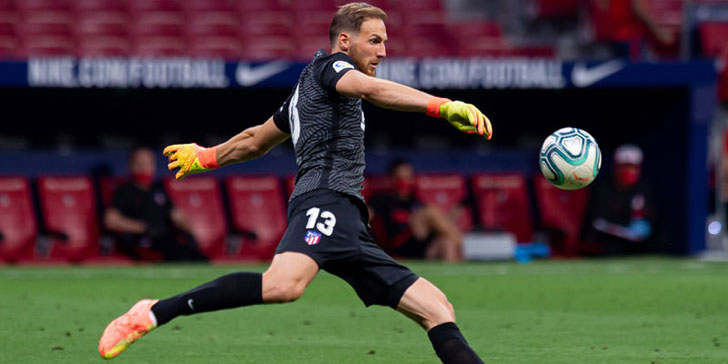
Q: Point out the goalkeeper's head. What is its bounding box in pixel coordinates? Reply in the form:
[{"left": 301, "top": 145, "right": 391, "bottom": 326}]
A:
[{"left": 329, "top": 2, "right": 388, "bottom": 77}]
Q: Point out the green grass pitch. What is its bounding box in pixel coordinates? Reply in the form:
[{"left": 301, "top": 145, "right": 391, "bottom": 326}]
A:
[{"left": 1, "top": 258, "right": 727, "bottom": 364}]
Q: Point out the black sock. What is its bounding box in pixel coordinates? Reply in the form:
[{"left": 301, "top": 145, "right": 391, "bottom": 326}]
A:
[
  {"left": 427, "top": 322, "right": 485, "bottom": 364},
  {"left": 151, "top": 272, "right": 263, "bottom": 326}
]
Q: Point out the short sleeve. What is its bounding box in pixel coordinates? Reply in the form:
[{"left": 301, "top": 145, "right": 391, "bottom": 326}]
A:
[
  {"left": 273, "top": 89, "right": 293, "bottom": 133},
  {"left": 318, "top": 52, "right": 356, "bottom": 92}
]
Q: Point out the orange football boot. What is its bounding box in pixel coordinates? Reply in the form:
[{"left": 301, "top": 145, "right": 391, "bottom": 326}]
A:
[{"left": 98, "top": 299, "right": 159, "bottom": 359}]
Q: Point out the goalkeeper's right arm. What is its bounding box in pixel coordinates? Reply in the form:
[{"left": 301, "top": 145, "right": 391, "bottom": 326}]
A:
[{"left": 164, "top": 117, "right": 290, "bottom": 180}]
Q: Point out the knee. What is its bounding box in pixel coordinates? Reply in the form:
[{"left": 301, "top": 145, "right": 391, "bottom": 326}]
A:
[
  {"left": 262, "top": 275, "right": 306, "bottom": 303},
  {"left": 422, "top": 294, "right": 457, "bottom": 330}
]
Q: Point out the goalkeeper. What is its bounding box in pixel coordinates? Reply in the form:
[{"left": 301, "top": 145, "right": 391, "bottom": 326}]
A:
[{"left": 99, "top": 3, "right": 492, "bottom": 364}]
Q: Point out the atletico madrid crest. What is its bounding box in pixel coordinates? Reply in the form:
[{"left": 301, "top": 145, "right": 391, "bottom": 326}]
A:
[{"left": 304, "top": 230, "right": 321, "bottom": 245}]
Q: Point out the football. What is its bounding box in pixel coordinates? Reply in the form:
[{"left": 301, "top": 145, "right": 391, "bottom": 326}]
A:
[{"left": 539, "top": 127, "right": 601, "bottom": 190}]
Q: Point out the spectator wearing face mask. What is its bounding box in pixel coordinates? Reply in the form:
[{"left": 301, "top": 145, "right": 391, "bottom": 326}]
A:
[
  {"left": 367, "top": 159, "right": 463, "bottom": 262},
  {"left": 104, "top": 147, "right": 208, "bottom": 262},
  {"left": 581, "top": 144, "right": 656, "bottom": 256}
]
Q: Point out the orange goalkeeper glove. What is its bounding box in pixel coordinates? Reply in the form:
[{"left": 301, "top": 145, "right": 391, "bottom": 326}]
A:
[
  {"left": 427, "top": 97, "right": 492, "bottom": 140},
  {"left": 163, "top": 143, "right": 219, "bottom": 180}
]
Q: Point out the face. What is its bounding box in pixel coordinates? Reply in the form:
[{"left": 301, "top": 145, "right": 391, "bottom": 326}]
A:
[
  {"left": 347, "top": 18, "right": 387, "bottom": 76},
  {"left": 391, "top": 163, "right": 415, "bottom": 197},
  {"left": 129, "top": 149, "right": 156, "bottom": 177}
]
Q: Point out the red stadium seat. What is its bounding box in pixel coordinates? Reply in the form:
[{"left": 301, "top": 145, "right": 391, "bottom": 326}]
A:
[
  {"left": 415, "top": 173, "right": 473, "bottom": 231},
  {"left": 76, "top": 35, "right": 130, "bottom": 56},
  {"left": 285, "top": 175, "right": 295, "bottom": 198},
  {"left": 294, "top": 35, "right": 331, "bottom": 60},
  {"left": 164, "top": 176, "right": 227, "bottom": 259},
  {"left": 72, "top": 0, "right": 129, "bottom": 12},
  {"left": 181, "top": 0, "right": 235, "bottom": 12},
  {"left": 185, "top": 11, "right": 238, "bottom": 37},
  {"left": 37, "top": 176, "right": 100, "bottom": 262},
  {"left": 129, "top": 11, "right": 184, "bottom": 37},
  {"left": 471, "top": 173, "right": 533, "bottom": 242},
  {"left": 0, "top": 177, "right": 37, "bottom": 263},
  {"left": 18, "top": 35, "right": 75, "bottom": 56},
  {"left": 241, "top": 36, "right": 293, "bottom": 60},
  {"left": 225, "top": 175, "right": 287, "bottom": 260},
  {"left": 17, "top": 10, "right": 73, "bottom": 36},
  {"left": 15, "top": 0, "right": 70, "bottom": 11},
  {"left": 362, "top": 174, "right": 391, "bottom": 201},
  {"left": 0, "top": 35, "right": 18, "bottom": 58},
  {"left": 395, "top": 0, "right": 444, "bottom": 11},
  {"left": 237, "top": 0, "right": 283, "bottom": 12},
  {"left": 98, "top": 176, "right": 128, "bottom": 209},
  {"left": 74, "top": 11, "right": 129, "bottom": 37},
  {"left": 128, "top": 0, "right": 181, "bottom": 12},
  {"left": 295, "top": 10, "right": 333, "bottom": 36},
  {"left": 239, "top": 10, "right": 293, "bottom": 37},
  {"left": 187, "top": 35, "right": 241, "bottom": 59},
  {"left": 699, "top": 22, "right": 728, "bottom": 101},
  {"left": 130, "top": 35, "right": 186, "bottom": 57},
  {"left": 533, "top": 176, "right": 588, "bottom": 256},
  {"left": 286, "top": 0, "right": 337, "bottom": 11},
  {"left": 0, "top": 0, "right": 14, "bottom": 11}
]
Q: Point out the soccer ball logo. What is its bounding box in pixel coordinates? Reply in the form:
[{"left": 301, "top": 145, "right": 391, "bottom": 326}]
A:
[{"left": 539, "top": 127, "right": 601, "bottom": 190}]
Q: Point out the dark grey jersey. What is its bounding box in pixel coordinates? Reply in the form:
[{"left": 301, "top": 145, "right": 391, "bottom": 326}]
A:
[{"left": 273, "top": 50, "right": 366, "bottom": 202}]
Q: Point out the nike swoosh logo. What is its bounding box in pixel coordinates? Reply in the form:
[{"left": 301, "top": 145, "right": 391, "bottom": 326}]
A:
[
  {"left": 236, "top": 61, "right": 290, "bottom": 86},
  {"left": 571, "top": 60, "right": 625, "bottom": 87},
  {"left": 187, "top": 298, "right": 195, "bottom": 311}
]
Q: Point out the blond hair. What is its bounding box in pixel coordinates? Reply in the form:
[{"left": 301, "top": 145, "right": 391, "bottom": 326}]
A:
[{"left": 329, "top": 2, "right": 387, "bottom": 47}]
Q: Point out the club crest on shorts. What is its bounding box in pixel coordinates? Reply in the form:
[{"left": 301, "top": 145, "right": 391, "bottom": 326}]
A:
[{"left": 304, "top": 230, "right": 321, "bottom": 245}]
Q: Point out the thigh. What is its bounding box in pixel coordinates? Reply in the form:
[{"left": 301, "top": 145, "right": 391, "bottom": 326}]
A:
[{"left": 325, "top": 220, "right": 419, "bottom": 309}]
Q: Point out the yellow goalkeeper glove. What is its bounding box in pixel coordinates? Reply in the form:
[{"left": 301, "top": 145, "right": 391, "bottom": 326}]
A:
[
  {"left": 427, "top": 97, "right": 492, "bottom": 140},
  {"left": 163, "top": 143, "right": 219, "bottom": 180}
]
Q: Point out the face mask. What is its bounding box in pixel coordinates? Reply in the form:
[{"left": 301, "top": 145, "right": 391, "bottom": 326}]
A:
[
  {"left": 132, "top": 172, "right": 154, "bottom": 188},
  {"left": 616, "top": 168, "right": 639, "bottom": 187},
  {"left": 393, "top": 178, "right": 415, "bottom": 197}
]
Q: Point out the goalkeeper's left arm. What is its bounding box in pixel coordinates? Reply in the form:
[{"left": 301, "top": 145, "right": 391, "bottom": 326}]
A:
[{"left": 163, "top": 117, "right": 290, "bottom": 180}]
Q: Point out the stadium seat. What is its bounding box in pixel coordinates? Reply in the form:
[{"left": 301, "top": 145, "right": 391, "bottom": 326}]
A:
[
  {"left": 699, "top": 22, "right": 728, "bottom": 101},
  {"left": 130, "top": 35, "right": 186, "bottom": 57},
  {"left": 534, "top": 0, "right": 580, "bottom": 18},
  {"left": 225, "top": 175, "right": 287, "bottom": 260},
  {"left": 362, "top": 174, "right": 391, "bottom": 201},
  {"left": 236, "top": 0, "right": 283, "bottom": 12},
  {"left": 239, "top": 10, "right": 293, "bottom": 37},
  {"left": 286, "top": 0, "right": 337, "bottom": 11},
  {"left": 129, "top": 11, "right": 184, "bottom": 37},
  {"left": 72, "top": 0, "right": 129, "bottom": 12},
  {"left": 415, "top": 173, "right": 473, "bottom": 231},
  {"left": 240, "top": 36, "right": 293, "bottom": 60},
  {"left": 128, "top": 0, "right": 181, "bottom": 12},
  {"left": 76, "top": 35, "right": 130, "bottom": 57},
  {"left": 36, "top": 176, "right": 100, "bottom": 262},
  {"left": 185, "top": 11, "right": 238, "bottom": 37},
  {"left": 17, "top": 10, "right": 73, "bottom": 36},
  {"left": 533, "top": 176, "right": 588, "bottom": 256},
  {"left": 14, "top": 0, "right": 70, "bottom": 11},
  {"left": 187, "top": 35, "right": 241, "bottom": 59},
  {"left": 74, "top": 11, "right": 129, "bottom": 37},
  {"left": 17, "top": 35, "right": 75, "bottom": 56},
  {"left": 471, "top": 173, "right": 533, "bottom": 243},
  {"left": 394, "top": 0, "right": 444, "bottom": 11},
  {"left": 181, "top": 0, "right": 235, "bottom": 12},
  {"left": 164, "top": 176, "right": 227, "bottom": 259},
  {"left": 0, "top": 35, "right": 18, "bottom": 58},
  {"left": 0, "top": 176, "right": 37, "bottom": 263},
  {"left": 97, "top": 176, "right": 128, "bottom": 209}
]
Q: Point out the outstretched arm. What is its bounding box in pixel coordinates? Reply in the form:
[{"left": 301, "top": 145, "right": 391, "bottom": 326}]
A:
[
  {"left": 164, "top": 117, "right": 289, "bottom": 180},
  {"left": 335, "top": 70, "right": 492, "bottom": 139}
]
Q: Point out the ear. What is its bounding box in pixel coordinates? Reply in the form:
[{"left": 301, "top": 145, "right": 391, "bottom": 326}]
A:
[{"left": 337, "top": 32, "right": 351, "bottom": 52}]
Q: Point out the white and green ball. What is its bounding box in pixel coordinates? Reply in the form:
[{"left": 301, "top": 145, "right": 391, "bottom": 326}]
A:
[{"left": 539, "top": 127, "right": 601, "bottom": 190}]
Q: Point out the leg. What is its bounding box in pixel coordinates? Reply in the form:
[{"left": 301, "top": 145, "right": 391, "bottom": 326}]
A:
[
  {"left": 397, "top": 278, "right": 484, "bottom": 364},
  {"left": 99, "top": 252, "right": 318, "bottom": 359},
  {"left": 153, "top": 252, "right": 318, "bottom": 324},
  {"left": 410, "top": 205, "right": 462, "bottom": 262}
]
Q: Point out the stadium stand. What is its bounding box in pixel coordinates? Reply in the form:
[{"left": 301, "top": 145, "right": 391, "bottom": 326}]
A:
[
  {"left": 163, "top": 176, "right": 228, "bottom": 259},
  {"left": 36, "top": 176, "right": 100, "bottom": 262},
  {"left": 0, "top": 176, "right": 37, "bottom": 263},
  {"left": 533, "top": 176, "right": 589, "bottom": 257},
  {"left": 415, "top": 173, "right": 473, "bottom": 232},
  {"left": 471, "top": 173, "right": 533, "bottom": 243},
  {"left": 225, "top": 175, "right": 287, "bottom": 260}
]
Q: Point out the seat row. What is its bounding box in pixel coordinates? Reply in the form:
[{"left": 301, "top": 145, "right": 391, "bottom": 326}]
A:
[{"left": 0, "top": 172, "right": 589, "bottom": 264}]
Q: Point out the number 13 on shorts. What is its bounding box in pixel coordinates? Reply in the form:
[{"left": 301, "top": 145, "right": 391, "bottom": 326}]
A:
[{"left": 306, "top": 207, "right": 337, "bottom": 236}]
